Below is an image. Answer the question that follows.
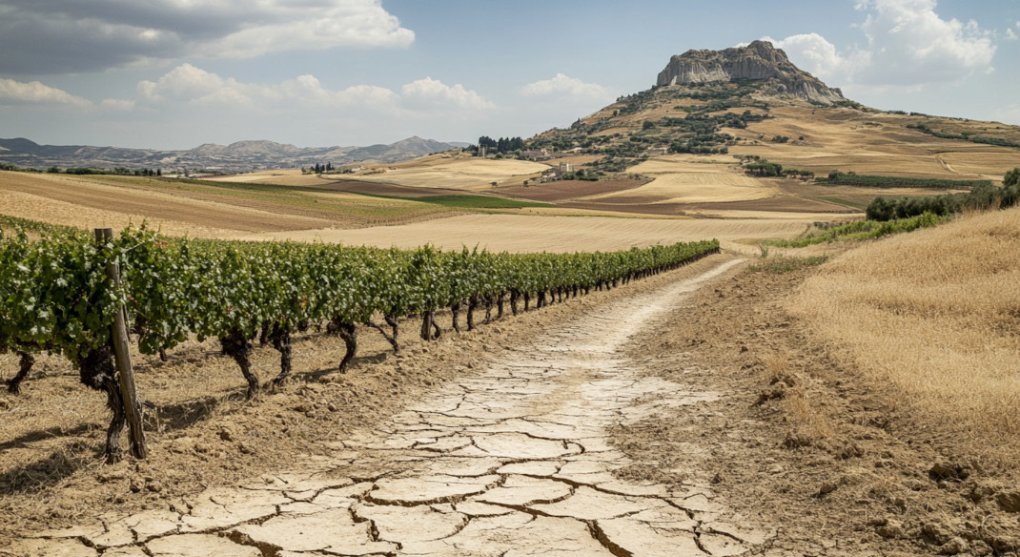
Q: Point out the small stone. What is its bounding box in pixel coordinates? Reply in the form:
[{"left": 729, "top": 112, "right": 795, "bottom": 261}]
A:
[
  {"left": 218, "top": 428, "right": 234, "bottom": 442},
  {"left": 815, "top": 482, "right": 838, "bottom": 497},
  {"left": 98, "top": 470, "right": 127, "bottom": 484},
  {"left": 921, "top": 522, "right": 953, "bottom": 546},
  {"left": 876, "top": 518, "right": 905, "bottom": 539},
  {"left": 929, "top": 462, "right": 969, "bottom": 483},
  {"left": 939, "top": 536, "right": 968, "bottom": 555},
  {"left": 130, "top": 480, "right": 142, "bottom": 493},
  {"left": 146, "top": 480, "right": 163, "bottom": 493},
  {"left": 327, "top": 403, "right": 339, "bottom": 412},
  {"left": 996, "top": 490, "right": 1020, "bottom": 513}
]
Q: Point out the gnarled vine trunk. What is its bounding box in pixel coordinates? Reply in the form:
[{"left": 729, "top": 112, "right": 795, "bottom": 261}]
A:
[
  {"left": 328, "top": 318, "right": 357, "bottom": 373},
  {"left": 420, "top": 310, "right": 441, "bottom": 341},
  {"left": 6, "top": 351, "right": 34, "bottom": 394},
  {"left": 450, "top": 302, "right": 462, "bottom": 333},
  {"left": 220, "top": 330, "right": 259, "bottom": 400},
  {"left": 77, "top": 345, "right": 125, "bottom": 463},
  {"left": 268, "top": 325, "right": 292, "bottom": 386},
  {"left": 467, "top": 296, "right": 478, "bottom": 331},
  {"left": 369, "top": 314, "right": 400, "bottom": 354}
]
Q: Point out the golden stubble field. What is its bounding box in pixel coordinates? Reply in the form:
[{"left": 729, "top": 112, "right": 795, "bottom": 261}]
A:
[
  {"left": 0, "top": 169, "right": 824, "bottom": 251},
  {"left": 249, "top": 213, "right": 815, "bottom": 252},
  {"left": 585, "top": 154, "right": 778, "bottom": 204},
  {"left": 791, "top": 207, "right": 1020, "bottom": 465},
  {"left": 342, "top": 153, "right": 550, "bottom": 191},
  {"left": 730, "top": 106, "right": 1020, "bottom": 180}
]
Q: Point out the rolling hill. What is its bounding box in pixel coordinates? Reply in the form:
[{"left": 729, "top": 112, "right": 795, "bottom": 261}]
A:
[
  {"left": 0, "top": 135, "right": 465, "bottom": 173},
  {"left": 513, "top": 40, "right": 1019, "bottom": 215}
]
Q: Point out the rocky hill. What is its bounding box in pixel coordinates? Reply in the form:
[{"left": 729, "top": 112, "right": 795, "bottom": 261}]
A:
[
  {"left": 525, "top": 40, "right": 1019, "bottom": 182},
  {"left": 656, "top": 40, "right": 844, "bottom": 104},
  {"left": 0, "top": 136, "right": 464, "bottom": 173}
]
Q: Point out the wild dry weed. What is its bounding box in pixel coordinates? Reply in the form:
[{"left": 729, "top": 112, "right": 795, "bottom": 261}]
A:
[{"left": 791, "top": 207, "right": 1020, "bottom": 466}]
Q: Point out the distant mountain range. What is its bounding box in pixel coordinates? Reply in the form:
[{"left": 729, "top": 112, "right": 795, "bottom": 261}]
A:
[{"left": 0, "top": 136, "right": 470, "bottom": 173}]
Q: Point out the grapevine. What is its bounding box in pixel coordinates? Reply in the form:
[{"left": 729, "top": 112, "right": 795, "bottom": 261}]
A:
[{"left": 0, "top": 222, "right": 719, "bottom": 459}]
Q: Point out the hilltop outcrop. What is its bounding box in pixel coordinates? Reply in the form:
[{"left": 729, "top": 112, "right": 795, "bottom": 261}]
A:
[{"left": 656, "top": 40, "right": 844, "bottom": 104}]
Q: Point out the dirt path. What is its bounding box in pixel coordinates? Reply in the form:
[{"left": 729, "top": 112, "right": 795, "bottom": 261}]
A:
[{"left": 11, "top": 259, "right": 771, "bottom": 557}]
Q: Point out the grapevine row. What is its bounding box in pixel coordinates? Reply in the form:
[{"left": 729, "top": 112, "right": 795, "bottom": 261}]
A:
[{"left": 0, "top": 224, "right": 719, "bottom": 460}]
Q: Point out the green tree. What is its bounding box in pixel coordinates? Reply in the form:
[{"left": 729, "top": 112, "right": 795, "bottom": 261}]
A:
[{"left": 1004, "top": 168, "right": 1020, "bottom": 187}]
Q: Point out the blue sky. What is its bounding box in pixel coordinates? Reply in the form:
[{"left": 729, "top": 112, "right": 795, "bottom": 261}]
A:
[{"left": 0, "top": 0, "right": 1018, "bottom": 149}]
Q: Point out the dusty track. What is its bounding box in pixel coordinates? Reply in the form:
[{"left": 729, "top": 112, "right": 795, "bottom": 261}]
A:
[{"left": 10, "top": 259, "right": 770, "bottom": 557}]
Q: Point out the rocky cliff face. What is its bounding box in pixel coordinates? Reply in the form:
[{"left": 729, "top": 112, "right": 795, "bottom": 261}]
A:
[{"left": 656, "top": 40, "right": 844, "bottom": 104}]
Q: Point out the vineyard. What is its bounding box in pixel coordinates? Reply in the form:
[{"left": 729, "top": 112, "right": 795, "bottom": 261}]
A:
[{"left": 0, "top": 224, "right": 719, "bottom": 462}]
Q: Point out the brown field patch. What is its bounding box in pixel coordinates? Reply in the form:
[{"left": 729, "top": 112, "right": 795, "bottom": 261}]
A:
[
  {"left": 498, "top": 179, "right": 647, "bottom": 202},
  {"left": 0, "top": 172, "right": 328, "bottom": 233},
  {"left": 207, "top": 169, "right": 336, "bottom": 186},
  {"left": 347, "top": 158, "right": 549, "bottom": 191},
  {"left": 316, "top": 178, "right": 470, "bottom": 199},
  {"left": 584, "top": 155, "right": 777, "bottom": 205},
  {"left": 0, "top": 171, "right": 460, "bottom": 233},
  {"left": 731, "top": 106, "right": 1019, "bottom": 180},
  {"left": 778, "top": 180, "right": 970, "bottom": 211},
  {"left": 247, "top": 213, "right": 814, "bottom": 252}
]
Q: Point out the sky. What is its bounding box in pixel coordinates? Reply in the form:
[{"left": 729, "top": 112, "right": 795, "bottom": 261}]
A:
[{"left": 0, "top": 0, "right": 1018, "bottom": 150}]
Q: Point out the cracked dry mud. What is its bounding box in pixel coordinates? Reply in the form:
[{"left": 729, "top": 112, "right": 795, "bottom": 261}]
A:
[{"left": 13, "top": 258, "right": 772, "bottom": 557}]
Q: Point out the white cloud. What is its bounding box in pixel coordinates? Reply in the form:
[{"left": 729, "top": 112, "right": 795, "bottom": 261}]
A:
[
  {"left": 0, "top": 78, "right": 92, "bottom": 107},
  {"left": 138, "top": 63, "right": 226, "bottom": 104},
  {"left": 99, "top": 98, "right": 135, "bottom": 111},
  {"left": 766, "top": 0, "right": 996, "bottom": 88},
  {"left": 401, "top": 77, "right": 493, "bottom": 111},
  {"left": 521, "top": 73, "right": 612, "bottom": 100},
  {"left": 1006, "top": 28, "right": 1018, "bottom": 41},
  {"left": 765, "top": 33, "right": 869, "bottom": 83},
  {"left": 0, "top": 0, "right": 414, "bottom": 74},
  {"left": 854, "top": 0, "right": 995, "bottom": 84},
  {"left": 134, "top": 65, "right": 485, "bottom": 114},
  {"left": 204, "top": 1, "right": 414, "bottom": 59}
]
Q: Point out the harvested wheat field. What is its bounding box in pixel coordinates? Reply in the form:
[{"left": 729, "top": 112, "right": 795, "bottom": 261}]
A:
[
  {"left": 349, "top": 156, "right": 549, "bottom": 191},
  {"left": 251, "top": 213, "right": 813, "bottom": 252},
  {"left": 0, "top": 171, "right": 459, "bottom": 232},
  {"left": 207, "top": 169, "right": 337, "bottom": 186},
  {"left": 585, "top": 155, "right": 777, "bottom": 205},
  {"left": 791, "top": 207, "right": 1020, "bottom": 465},
  {"left": 732, "top": 106, "right": 1020, "bottom": 180}
]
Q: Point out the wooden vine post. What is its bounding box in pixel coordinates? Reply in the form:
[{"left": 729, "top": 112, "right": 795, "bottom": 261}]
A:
[{"left": 95, "top": 228, "right": 147, "bottom": 459}]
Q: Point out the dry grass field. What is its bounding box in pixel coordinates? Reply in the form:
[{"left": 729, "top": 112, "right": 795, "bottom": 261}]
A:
[
  {"left": 791, "top": 207, "right": 1020, "bottom": 466},
  {"left": 0, "top": 171, "right": 459, "bottom": 233},
  {"left": 347, "top": 154, "right": 549, "bottom": 191},
  {"left": 586, "top": 154, "right": 778, "bottom": 204},
  {"left": 0, "top": 168, "right": 827, "bottom": 251},
  {"left": 731, "top": 106, "right": 1020, "bottom": 180},
  {"left": 250, "top": 213, "right": 812, "bottom": 252},
  {"left": 208, "top": 169, "right": 337, "bottom": 186}
]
